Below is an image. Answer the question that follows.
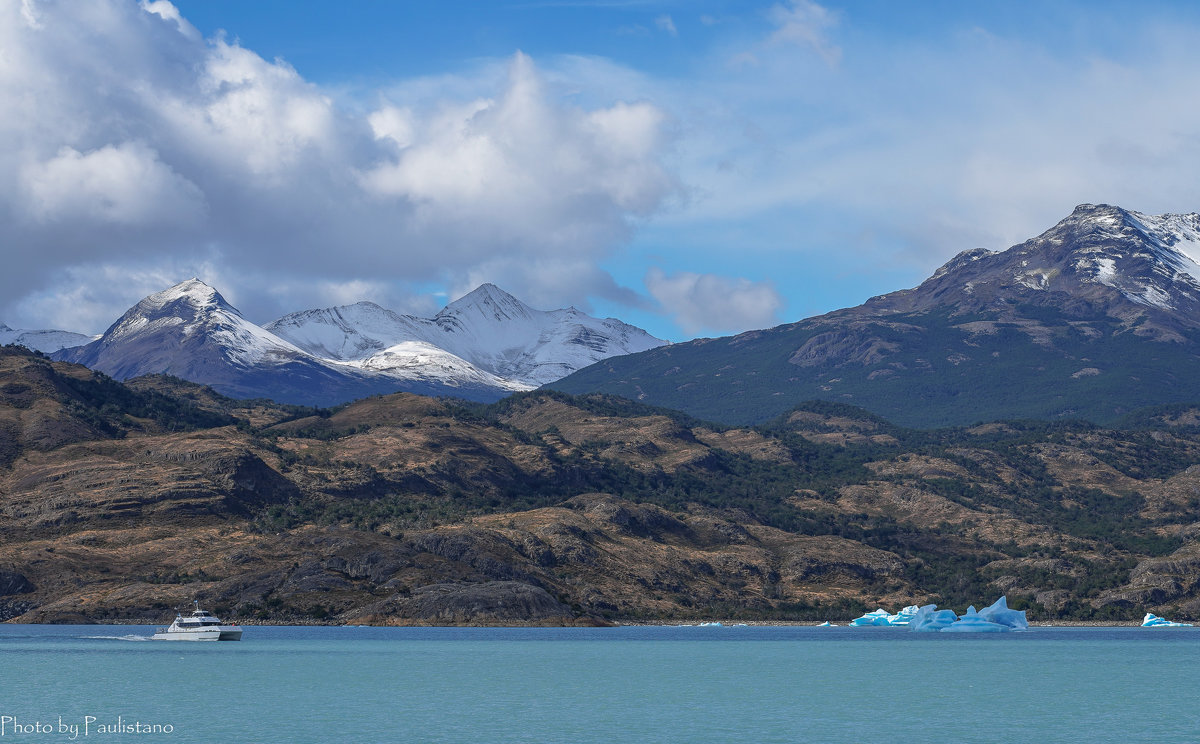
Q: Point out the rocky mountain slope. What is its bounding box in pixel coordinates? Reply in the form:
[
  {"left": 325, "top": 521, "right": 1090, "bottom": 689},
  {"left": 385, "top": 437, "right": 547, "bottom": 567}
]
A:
[
  {"left": 54, "top": 280, "right": 659, "bottom": 407},
  {"left": 2, "top": 346, "right": 1199, "bottom": 625},
  {"left": 552, "top": 204, "right": 1200, "bottom": 428}
]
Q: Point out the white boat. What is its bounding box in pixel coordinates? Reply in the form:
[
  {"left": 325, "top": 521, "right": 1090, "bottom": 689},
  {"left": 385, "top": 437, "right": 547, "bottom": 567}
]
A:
[{"left": 152, "top": 602, "right": 243, "bottom": 641}]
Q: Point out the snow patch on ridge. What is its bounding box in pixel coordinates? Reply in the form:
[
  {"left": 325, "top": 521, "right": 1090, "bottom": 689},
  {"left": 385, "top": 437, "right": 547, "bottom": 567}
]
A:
[
  {"left": 341, "top": 341, "right": 535, "bottom": 392},
  {"left": 1127, "top": 210, "right": 1200, "bottom": 285},
  {"left": 1091, "top": 257, "right": 1117, "bottom": 284},
  {"left": 0, "top": 325, "right": 97, "bottom": 353}
]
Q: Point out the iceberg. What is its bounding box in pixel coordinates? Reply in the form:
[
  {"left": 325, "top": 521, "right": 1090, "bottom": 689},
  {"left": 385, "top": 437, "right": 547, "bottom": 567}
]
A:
[
  {"left": 1141, "top": 613, "right": 1193, "bottom": 628},
  {"left": 849, "top": 599, "right": 1024, "bottom": 631},
  {"left": 849, "top": 604, "right": 938, "bottom": 627},
  {"left": 939, "top": 606, "right": 1010, "bottom": 633},
  {"left": 909, "top": 604, "right": 959, "bottom": 632},
  {"left": 908, "top": 596, "right": 1027, "bottom": 633},
  {"left": 977, "top": 595, "right": 1029, "bottom": 630},
  {"left": 887, "top": 605, "right": 921, "bottom": 626},
  {"left": 849, "top": 609, "right": 894, "bottom": 626}
]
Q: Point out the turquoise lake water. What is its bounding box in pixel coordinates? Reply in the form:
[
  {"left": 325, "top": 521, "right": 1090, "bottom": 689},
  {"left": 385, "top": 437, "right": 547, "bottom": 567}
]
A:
[{"left": 2, "top": 624, "right": 1198, "bottom": 743}]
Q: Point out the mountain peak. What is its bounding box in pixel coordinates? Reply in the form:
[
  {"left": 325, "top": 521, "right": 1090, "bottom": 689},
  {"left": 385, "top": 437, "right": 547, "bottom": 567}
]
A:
[
  {"left": 142, "top": 278, "right": 228, "bottom": 313},
  {"left": 446, "top": 282, "right": 523, "bottom": 307},
  {"left": 438, "top": 283, "right": 533, "bottom": 323}
]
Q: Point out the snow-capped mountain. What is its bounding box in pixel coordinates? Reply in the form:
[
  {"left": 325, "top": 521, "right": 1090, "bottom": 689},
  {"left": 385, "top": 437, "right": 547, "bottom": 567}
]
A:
[
  {"left": 52, "top": 279, "right": 659, "bottom": 407},
  {"left": 553, "top": 204, "right": 1200, "bottom": 428},
  {"left": 262, "top": 301, "right": 434, "bottom": 362},
  {"left": 0, "top": 324, "right": 95, "bottom": 354},
  {"left": 866, "top": 204, "right": 1200, "bottom": 336},
  {"left": 57, "top": 279, "right": 313, "bottom": 380},
  {"left": 267, "top": 283, "right": 666, "bottom": 387},
  {"left": 52, "top": 279, "right": 510, "bottom": 405}
]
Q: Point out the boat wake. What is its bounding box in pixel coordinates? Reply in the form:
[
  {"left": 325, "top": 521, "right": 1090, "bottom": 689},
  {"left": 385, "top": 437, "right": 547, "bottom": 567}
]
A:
[{"left": 84, "top": 634, "right": 154, "bottom": 642}]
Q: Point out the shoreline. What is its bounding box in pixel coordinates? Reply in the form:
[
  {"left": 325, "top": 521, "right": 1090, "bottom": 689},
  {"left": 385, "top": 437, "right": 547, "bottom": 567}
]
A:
[{"left": 3, "top": 618, "right": 1158, "bottom": 628}]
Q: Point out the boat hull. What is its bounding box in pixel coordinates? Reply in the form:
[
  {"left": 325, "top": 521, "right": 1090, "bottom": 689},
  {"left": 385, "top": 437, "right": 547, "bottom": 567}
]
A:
[{"left": 151, "top": 625, "right": 242, "bottom": 641}]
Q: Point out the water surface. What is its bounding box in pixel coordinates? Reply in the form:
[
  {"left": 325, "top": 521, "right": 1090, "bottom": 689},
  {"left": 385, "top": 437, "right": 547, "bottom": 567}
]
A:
[{"left": 1, "top": 625, "right": 1197, "bottom": 743}]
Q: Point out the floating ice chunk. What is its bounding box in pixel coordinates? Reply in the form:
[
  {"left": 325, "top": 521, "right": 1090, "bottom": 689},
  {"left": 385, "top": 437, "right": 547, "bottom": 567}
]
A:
[
  {"left": 887, "top": 605, "right": 921, "bottom": 626},
  {"left": 978, "top": 596, "right": 1029, "bottom": 630},
  {"left": 940, "top": 605, "right": 1010, "bottom": 633},
  {"left": 850, "top": 609, "right": 894, "bottom": 626},
  {"left": 818, "top": 621, "right": 833, "bottom": 627},
  {"left": 1141, "top": 613, "right": 1193, "bottom": 628},
  {"left": 909, "top": 596, "right": 1027, "bottom": 632},
  {"left": 909, "top": 604, "right": 959, "bottom": 632}
]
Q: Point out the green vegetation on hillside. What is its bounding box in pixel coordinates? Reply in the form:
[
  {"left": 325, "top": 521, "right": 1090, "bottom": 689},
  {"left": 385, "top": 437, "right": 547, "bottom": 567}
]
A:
[{"left": 549, "top": 309, "right": 1200, "bottom": 429}]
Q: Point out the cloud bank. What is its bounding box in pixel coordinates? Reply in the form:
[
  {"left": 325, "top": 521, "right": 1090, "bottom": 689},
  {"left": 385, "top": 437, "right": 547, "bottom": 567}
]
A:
[
  {"left": 0, "top": 0, "right": 678, "bottom": 332},
  {"left": 645, "top": 268, "right": 782, "bottom": 335},
  {"left": 8, "top": 0, "right": 1200, "bottom": 342}
]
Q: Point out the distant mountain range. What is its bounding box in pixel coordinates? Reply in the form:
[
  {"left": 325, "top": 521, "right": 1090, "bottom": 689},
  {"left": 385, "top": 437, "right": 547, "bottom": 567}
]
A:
[
  {"left": 16, "top": 202, "right": 1200, "bottom": 424},
  {"left": 48, "top": 281, "right": 663, "bottom": 407},
  {"left": 552, "top": 204, "right": 1200, "bottom": 427},
  {"left": 0, "top": 324, "right": 94, "bottom": 354}
]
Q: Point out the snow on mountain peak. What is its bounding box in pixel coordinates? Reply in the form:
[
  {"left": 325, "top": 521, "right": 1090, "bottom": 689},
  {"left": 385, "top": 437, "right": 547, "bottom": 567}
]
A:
[
  {"left": 148, "top": 278, "right": 224, "bottom": 310},
  {"left": 1057, "top": 205, "right": 1200, "bottom": 309},
  {"left": 0, "top": 324, "right": 95, "bottom": 353},
  {"left": 271, "top": 283, "right": 667, "bottom": 388},
  {"left": 93, "top": 278, "right": 309, "bottom": 367},
  {"left": 265, "top": 301, "right": 433, "bottom": 361},
  {"left": 1125, "top": 210, "right": 1200, "bottom": 282},
  {"left": 438, "top": 283, "right": 535, "bottom": 325}
]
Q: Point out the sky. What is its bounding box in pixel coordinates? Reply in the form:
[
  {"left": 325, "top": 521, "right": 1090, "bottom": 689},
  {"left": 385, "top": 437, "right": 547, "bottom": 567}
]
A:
[{"left": 4, "top": 0, "right": 1200, "bottom": 342}]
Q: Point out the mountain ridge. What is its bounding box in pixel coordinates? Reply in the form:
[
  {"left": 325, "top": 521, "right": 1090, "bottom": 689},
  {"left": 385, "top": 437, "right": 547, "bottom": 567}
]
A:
[
  {"left": 52, "top": 280, "right": 662, "bottom": 407},
  {"left": 267, "top": 282, "right": 665, "bottom": 388},
  {"left": 552, "top": 204, "right": 1200, "bottom": 427},
  {"left": 0, "top": 322, "right": 95, "bottom": 354}
]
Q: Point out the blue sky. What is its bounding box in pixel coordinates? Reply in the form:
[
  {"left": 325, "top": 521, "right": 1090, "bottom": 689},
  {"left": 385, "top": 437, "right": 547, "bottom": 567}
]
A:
[{"left": 5, "top": 1, "right": 1200, "bottom": 341}]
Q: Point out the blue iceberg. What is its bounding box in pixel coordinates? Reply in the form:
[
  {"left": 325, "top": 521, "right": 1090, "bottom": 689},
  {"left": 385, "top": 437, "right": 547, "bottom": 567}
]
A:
[
  {"left": 909, "top": 605, "right": 960, "bottom": 632},
  {"left": 849, "top": 609, "right": 894, "bottom": 626},
  {"left": 977, "top": 595, "right": 1029, "bottom": 630},
  {"left": 1141, "top": 613, "right": 1193, "bottom": 628},
  {"left": 848, "top": 605, "right": 922, "bottom": 627},
  {"left": 939, "top": 606, "right": 1010, "bottom": 633},
  {"left": 909, "top": 596, "right": 1028, "bottom": 633},
  {"left": 887, "top": 605, "right": 921, "bottom": 626}
]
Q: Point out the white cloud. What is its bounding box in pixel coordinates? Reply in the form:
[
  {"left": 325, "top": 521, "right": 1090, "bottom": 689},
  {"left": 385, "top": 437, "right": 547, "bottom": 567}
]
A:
[
  {"left": 14, "top": 257, "right": 230, "bottom": 333},
  {"left": 0, "top": 1, "right": 677, "bottom": 333},
  {"left": 654, "top": 13, "right": 1200, "bottom": 297},
  {"left": 645, "top": 268, "right": 782, "bottom": 335},
  {"left": 655, "top": 15, "right": 677, "bottom": 37},
  {"left": 367, "top": 105, "right": 416, "bottom": 148},
  {"left": 21, "top": 142, "right": 205, "bottom": 226},
  {"left": 360, "top": 52, "right": 675, "bottom": 267},
  {"left": 765, "top": 0, "right": 840, "bottom": 65},
  {"left": 139, "top": 0, "right": 199, "bottom": 40},
  {"left": 19, "top": 0, "right": 41, "bottom": 29}
]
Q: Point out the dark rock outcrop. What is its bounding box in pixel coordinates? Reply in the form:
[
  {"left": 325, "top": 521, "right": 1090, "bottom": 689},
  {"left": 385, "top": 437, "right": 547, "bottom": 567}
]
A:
[{"left": 361, "top": 581, "right": 575, "bottom": 625}]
